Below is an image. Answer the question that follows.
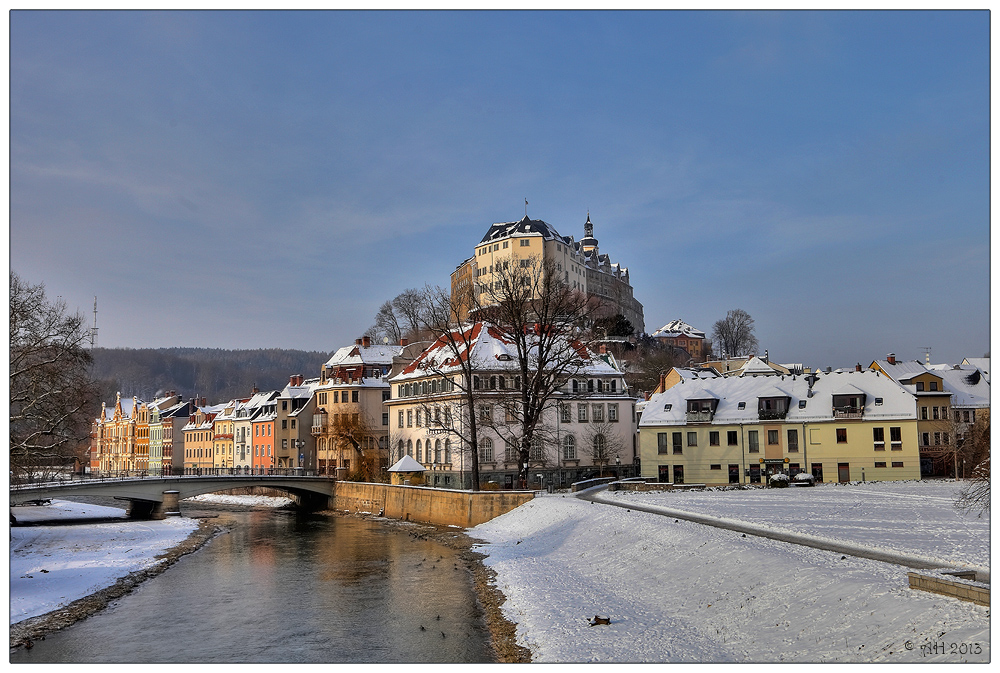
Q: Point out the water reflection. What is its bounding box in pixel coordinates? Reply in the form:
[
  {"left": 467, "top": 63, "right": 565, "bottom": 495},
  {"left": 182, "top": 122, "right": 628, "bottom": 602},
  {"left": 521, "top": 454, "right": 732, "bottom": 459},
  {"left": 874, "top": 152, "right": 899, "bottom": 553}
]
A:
[{"left": 10, "top": 509, "right": 492, "bottom": 663}]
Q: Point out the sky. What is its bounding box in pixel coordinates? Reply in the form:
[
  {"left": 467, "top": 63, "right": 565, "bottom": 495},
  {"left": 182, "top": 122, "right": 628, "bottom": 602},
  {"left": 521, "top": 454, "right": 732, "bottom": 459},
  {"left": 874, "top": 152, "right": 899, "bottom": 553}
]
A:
[{"left": 9, "top": 10, "right": 991, "bottom": 369}]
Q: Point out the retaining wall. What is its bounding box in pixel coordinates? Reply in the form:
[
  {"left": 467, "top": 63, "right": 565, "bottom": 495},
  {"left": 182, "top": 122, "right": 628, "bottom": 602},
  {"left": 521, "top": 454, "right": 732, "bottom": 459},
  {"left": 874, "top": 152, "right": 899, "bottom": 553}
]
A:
[
  {"left": 907, "top": 570, "right": 990, "bottom": 606},
  {"left": 332, "top": 482, "right": 534, "bottom": 528}
]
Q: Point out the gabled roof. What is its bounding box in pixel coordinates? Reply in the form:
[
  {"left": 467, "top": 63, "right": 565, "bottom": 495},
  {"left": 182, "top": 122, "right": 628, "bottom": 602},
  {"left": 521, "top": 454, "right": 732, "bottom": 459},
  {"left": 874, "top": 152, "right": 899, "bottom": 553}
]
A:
[
  {"left": 651, "top": 319, "right": 705, "bottom": 339},
  {"left": 737, "top": 356, "right": 779, "bottom": 377},
  {"left": 324, "top": 344, "right": 402, "bottom": 368},
  {"left": 280, "top": 377, "right": 321, "bottom": 399},
  {"left": 870, "top": 358, "right": 929, "bottom": 380},
  {"left": 927, "top": 364, "right": 991, "bottom": 408},
  {"left": 389, "top": 321, "right": 622, "bottom": 383}
]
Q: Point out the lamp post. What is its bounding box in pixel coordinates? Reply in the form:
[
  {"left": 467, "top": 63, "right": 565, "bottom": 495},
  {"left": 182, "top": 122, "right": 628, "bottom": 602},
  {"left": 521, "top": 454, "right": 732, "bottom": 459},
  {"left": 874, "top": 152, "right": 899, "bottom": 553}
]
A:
[
  {"left": 615, "top": 455, "right": 621, "bottom": 478},
  {"left": 295, "top": 439, "right": 306, "bottom": 474}
]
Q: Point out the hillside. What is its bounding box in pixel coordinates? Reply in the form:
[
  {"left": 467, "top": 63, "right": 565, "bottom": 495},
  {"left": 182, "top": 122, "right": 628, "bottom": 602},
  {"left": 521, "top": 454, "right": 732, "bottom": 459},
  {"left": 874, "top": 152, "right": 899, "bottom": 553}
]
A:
[{"left": 90, "top": 347, "right": 331, "bottom": 405}]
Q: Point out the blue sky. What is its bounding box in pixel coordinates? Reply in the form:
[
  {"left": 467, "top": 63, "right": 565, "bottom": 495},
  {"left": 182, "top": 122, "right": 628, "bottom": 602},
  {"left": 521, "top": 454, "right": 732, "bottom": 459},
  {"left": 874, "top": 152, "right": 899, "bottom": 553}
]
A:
[{"left": 10, "top": 10, "right": 990, "bottom": 369}]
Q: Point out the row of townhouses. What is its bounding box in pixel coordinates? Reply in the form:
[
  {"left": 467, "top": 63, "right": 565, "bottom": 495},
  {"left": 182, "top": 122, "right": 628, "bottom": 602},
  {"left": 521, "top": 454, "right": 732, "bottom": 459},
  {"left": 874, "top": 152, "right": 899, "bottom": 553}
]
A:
[{"left": 90, "top": 340, "right": 989, "bottom": 488}]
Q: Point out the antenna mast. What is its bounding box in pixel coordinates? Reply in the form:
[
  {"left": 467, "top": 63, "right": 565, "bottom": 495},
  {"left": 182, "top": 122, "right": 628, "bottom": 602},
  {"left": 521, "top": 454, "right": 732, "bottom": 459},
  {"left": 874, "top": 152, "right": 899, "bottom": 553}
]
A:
[
  {"left": 91, "top": 297, "right": 98, "bottom": 349},
  {"left": 919, "top": 347, "right": 931, "bottom": 364}
]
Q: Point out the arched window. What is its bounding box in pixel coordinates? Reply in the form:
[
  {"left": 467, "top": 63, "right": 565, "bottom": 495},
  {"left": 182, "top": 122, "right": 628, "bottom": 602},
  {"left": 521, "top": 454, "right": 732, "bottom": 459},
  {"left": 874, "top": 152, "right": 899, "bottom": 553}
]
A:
[
  {"left": 444, "top": 439, "right": 451, "bottom": 464},
  {"left": 406, "top": 439, "right": 413, "bottom": 458},
  {"left": 588, "top": 379, "right": 595, "bottom": 393},
  {"left": 480, "top": 438, "right": 494, "bottom": 463},
  {"left": 435, "top": 439, "right": 442, "bottom": 463},
  {"left": 398, "top": 439, "right": 404, "bottom": 460},
  {"left": 416, "top": 439, "right": 422, "bottom": 463},
  {"left": 562, "top": 435, "right": 576, "bottom": 460}
]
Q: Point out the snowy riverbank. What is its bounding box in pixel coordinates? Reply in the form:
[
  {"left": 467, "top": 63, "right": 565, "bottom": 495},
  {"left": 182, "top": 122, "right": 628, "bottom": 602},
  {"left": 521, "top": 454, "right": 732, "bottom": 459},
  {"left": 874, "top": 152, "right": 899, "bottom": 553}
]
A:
[
  {"left": 9, "top": 493, "right": 292, "bottom": 627},
  {"left": 470, "top": 481, "right": 990, "bottom": 663}
]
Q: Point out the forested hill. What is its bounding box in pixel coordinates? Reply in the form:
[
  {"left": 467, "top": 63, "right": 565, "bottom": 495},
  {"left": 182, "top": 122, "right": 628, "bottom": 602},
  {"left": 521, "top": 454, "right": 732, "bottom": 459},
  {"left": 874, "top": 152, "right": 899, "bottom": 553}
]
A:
[{"left": 91, "top": 347, "right": 332, "bottom": 405}]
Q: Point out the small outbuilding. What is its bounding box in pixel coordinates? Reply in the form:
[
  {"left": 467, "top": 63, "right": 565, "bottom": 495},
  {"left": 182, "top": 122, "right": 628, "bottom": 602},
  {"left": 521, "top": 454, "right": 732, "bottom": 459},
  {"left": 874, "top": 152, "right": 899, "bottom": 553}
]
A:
[{"left": 387, "top": 455, "right": 427, "bottom": 485}]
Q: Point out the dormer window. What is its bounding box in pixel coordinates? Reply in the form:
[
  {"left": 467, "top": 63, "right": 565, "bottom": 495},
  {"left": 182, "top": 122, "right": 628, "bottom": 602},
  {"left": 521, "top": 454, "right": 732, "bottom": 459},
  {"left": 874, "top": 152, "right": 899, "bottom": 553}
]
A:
[
  {"left": 737, "top": 402, "right": 746, "bottom": 410},
  {"left": 663, "top": 404, "right": 672, "bottom": 411}
]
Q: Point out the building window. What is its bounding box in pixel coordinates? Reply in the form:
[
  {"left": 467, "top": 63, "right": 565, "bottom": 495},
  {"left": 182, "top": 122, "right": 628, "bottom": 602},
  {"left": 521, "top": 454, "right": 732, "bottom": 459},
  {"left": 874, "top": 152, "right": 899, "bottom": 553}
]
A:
[
  {"left": 787, "top": 429, "right": 798, "bottom": 452},
  {"left": 916, "top": 382, "right": 925, "bottom": 392},
  {"left": 921, "top": 407, "right": 928, "bottom": 420},
  {"left": 563, "top": 435, "right": 576, "bottom": 460},
  {"left": 922, "top": 432, "right": 930, "bottom": 446},
  {"left": 560, "top": 404, "right": 571, "bottom": 423},
  {"left": 657, "top": 432, "right": 669, "bottom": 455},
  {"left": 687, "top": 431, "right": 697, "bottom": 447},
  {"left": 890, "top": 426, "right": 902, "bottom": 449},
  {"left": 767, "top": 430, "right": 779, "bottom": 445},
  {"left": 505, "top": 440, "right": 516, "bottom": 462},
  {"left": 672, "top": 432, "right": 683, "bottom": 454},
  {"left": 382, "top": 412, "right": 389, "bottom": 426},
  {"left": 520, "top": 239, "right": 530, "bottom": 246},
  {"left": 710, "top": 464, "right": 721, "bottom": 470},
  {"left": 874, "top": 461, "right": 887, "bottom": 468},
  {"left": 406, "top": 410, "right": 412, "bottom": 427},
  {"left": 479, "top": 405, "right": 492, "bottom": 422},
  {"left": 673, "top": 465, "right": 684, "bottom": 484},
  {"left": 577, "top": 404, "right": 588, "bottom": 423},
  {"left": 416, "top": 410, "right": 422, "bottom": 427},
  {"left": 530, "top": 437, "right": 544, "bottom": 461},
  {"left": 727, "top": 430, "right": 738, "bottom": 446},
  {"left": 709, "top": 431, "right": 720, "bottom": 446},
  {"left": 398, "top": 411, "right": 404, "bottom": 428},
  {"left": 747, "top": 430, "right": 759, "bottom": 453},
  {"left": 934, "top": 432, "right": 941, "bottom": 445},
  {"left": 608, "top": 404, "right": 619, "bottom": 422},
  {"left": 930, "top": 381, "right": 938, "bottom": 391},
  {"left": 592, "top": 404, "right": 604, "bottom": 423},
  {"left": 416, "top": 440, "right": 423, "bottom": 463},
  {"left": 352, "top": 391, "right": 359, "bottom": 403},
  {"left": 892, "top": 461, "right": 904, "bottom": 468},
  {"left": 932, "top": 406, "right": 939, "bottom": 420},
  {"left": 836, "top": 428, "right": 847, "bottom": 443},
  {"left": 873, "top": 427, "right": 885, "bottom": 450}
]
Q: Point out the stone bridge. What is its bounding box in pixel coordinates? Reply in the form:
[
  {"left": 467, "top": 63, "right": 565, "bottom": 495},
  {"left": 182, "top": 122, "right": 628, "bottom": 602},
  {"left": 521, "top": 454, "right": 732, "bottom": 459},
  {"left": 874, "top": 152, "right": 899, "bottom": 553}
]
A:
[{"left": 10, "top": 475, "right": 336, "bottom": 520}]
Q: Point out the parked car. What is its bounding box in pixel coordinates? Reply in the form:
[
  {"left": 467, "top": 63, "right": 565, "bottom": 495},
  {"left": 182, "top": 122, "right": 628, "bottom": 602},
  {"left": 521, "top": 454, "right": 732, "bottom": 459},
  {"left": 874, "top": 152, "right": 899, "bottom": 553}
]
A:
[{"left": 791, "top": 472, "right": 816, "bottom": 487}]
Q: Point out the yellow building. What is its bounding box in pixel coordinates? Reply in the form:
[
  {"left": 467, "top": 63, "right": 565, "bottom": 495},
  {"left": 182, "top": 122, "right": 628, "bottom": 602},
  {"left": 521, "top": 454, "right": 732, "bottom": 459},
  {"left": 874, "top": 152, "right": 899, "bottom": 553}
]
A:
[
  {"left": 213, "top": 401, "right": 238, "bottom": 469},
  {"left": 183, "top": 406, "right": 218, "bottom": 473},
  {"left": 450, "top": 214, "right": 644, "bottom": 332},
  {"left": 639, "top": 369, "right": 920, "bottom": 485}
]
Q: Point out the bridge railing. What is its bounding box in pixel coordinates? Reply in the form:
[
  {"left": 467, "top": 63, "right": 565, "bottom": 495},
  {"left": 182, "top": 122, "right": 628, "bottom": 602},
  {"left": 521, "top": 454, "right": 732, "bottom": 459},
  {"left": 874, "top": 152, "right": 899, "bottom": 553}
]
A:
[{"left": 11, "top": 467, "right": 327, "bottom": 491}]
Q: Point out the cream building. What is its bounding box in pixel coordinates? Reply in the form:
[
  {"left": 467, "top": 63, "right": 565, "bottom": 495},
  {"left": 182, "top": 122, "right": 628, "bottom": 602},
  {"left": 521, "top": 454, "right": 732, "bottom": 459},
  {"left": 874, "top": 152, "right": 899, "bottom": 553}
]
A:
[
  {"left": 639, "top": 369, "right": 921, "bottom": 485},
  {"left": 386, "top": 321, "right": 638, "bottom": 490},
  {"left": 451, "top": 214, "right": 644, "bottom": 333}
]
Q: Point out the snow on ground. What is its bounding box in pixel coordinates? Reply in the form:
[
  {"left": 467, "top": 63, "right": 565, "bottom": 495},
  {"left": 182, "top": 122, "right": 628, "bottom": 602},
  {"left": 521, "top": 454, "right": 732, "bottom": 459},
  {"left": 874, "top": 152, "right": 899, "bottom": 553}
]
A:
[
  {"left": 9, "top": 500, "right": 198, "bottom": 625},
  {"left": 184, "top": 493, "right": 293, "bottom": 507},
  {"left": 604, "top": 480, "right": 989, "bottom": 567},
  {"left": 471, "top": 482, "right": 990, "bottom": 663}
]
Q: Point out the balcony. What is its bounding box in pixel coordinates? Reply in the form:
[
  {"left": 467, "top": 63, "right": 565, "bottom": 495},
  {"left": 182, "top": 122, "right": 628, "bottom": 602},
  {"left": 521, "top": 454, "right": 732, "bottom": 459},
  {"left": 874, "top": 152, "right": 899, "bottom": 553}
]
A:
[
  {"left": 833, "top": 407, "right": 864, "bottom": 419},
  {"left": 311, "top": 425, "right": 324, "bottom": 436},
  {"left": 758, "top": 409, "right": 788, "bottom": 421},
  {"left": 685, "top": 410, "right": 714, "bottom": 423}
]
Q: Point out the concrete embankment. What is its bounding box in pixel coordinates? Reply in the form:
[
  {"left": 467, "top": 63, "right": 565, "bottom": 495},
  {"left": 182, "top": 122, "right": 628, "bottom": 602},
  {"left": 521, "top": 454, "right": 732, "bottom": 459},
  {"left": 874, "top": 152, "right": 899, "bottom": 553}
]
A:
[{"left": 332, "top": 482, "right": 534, "bottom": 528}]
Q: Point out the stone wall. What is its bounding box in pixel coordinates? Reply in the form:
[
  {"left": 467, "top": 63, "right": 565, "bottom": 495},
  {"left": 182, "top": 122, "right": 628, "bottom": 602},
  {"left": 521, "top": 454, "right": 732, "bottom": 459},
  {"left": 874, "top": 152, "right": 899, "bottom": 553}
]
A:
[
  {"left": 907, "top": 570, "right": 990, "bottom": 606},
  {"left": 332, "top": 482, "right": 534, "bottom": 528}
]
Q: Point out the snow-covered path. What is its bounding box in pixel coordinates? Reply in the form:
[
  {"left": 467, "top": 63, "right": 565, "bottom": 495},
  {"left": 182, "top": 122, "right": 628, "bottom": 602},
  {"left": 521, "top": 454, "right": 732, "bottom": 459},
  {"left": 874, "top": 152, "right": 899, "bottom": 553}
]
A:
[{"left": 470, "top": 483, "right": 990, "bottom": 663}]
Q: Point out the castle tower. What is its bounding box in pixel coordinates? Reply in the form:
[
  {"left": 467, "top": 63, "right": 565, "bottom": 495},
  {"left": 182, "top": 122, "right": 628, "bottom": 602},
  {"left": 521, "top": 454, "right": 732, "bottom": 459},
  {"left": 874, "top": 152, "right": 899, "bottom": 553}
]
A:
[{"left": 580, "top": 213, "right": 599, "bottom": 253}]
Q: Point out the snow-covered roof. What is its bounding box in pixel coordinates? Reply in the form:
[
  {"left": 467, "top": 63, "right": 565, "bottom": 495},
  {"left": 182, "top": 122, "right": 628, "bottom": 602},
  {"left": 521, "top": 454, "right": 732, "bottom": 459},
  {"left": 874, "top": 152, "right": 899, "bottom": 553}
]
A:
[
  {"left": 926, "top": 364, "right": 991, "bottom": 408},
  {"left": 651, "top": 319, "right": 705, "bottom": 339},
  {"left": 324, "top": 344, "right": 402, "bottom": 368},
  {"left": 961, "top": 358, "right": 990, "bottom": 381},
  {"left": 479, "top": 216, "right": 569, "bottom": 245},
  {"left": 871, "top": 359, "right": 928, "bottom": 380},
  {"left": 639, "top": 369, "right": 916, "bottom": 427},
  {"left": 388, "top": 322, "right": 622, "bottom": 383},
  {"left": 387, "top": 455, "right": 427, "bottom": 472},
  {"left": 280, "top": 377, "right": 321, "bottom": 399},
  {"left": 736, "top": 356, "right": 780, "bottom": 377}
]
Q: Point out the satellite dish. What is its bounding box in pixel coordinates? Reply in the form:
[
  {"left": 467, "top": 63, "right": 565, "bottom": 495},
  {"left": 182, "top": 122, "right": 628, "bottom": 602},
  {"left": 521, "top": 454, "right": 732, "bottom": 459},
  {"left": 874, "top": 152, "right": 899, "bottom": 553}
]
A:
[{"left": 382, "top": 337, "right": 389, "bottom": 344}]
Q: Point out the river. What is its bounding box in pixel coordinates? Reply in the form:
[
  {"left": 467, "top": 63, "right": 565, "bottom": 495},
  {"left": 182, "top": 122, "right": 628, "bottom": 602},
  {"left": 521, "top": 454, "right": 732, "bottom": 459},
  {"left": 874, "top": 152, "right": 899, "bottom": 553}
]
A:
[{"left": 10, "top": 505, "right": 494, "bottom": 663}]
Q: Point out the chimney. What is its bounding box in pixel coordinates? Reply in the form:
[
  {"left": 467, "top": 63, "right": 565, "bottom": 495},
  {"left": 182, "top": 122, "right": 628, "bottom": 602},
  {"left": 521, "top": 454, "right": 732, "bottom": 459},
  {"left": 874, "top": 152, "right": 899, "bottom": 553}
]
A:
[
  {"left": 400, "top": 337, "right": 409, "bottom": 347},
  {"left": 362, "top": 335, "right": 371, "bottom": 348},
  {"left": 251, "top": 386, "right": 259, "bottom": 395},
  {"left": 659, "top": 372, "right": 666, "bottom": 392},
  {"left": 887, "top": 353, "right": 896, "bottom": 365},
  {"left": 764, "top": 349, "right": 769, "bottom": 363},
  {"left": 855, "top": 363, "right": 862, "bottom": 372},
  {"left": 355, "top": 338, "right": 363, "bottom": 346}
]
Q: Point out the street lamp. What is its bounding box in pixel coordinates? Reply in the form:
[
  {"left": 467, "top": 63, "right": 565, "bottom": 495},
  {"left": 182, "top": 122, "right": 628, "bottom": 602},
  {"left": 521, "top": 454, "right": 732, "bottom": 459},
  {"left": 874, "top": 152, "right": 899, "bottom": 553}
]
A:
[{"left": 615, "top": 455, "right": 621, "bottom": 477}]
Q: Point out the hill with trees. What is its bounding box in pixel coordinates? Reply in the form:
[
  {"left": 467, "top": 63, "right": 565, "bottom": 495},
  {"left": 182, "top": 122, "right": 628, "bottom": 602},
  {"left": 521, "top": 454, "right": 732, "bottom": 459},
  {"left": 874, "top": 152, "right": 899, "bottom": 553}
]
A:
[{"left": 90, "top": 347, "right": 331, "bottom": 405}]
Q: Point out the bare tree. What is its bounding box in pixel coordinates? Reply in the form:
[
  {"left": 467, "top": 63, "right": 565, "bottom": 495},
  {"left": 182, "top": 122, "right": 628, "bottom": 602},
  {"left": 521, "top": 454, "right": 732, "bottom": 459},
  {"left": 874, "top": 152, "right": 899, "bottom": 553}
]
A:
[
  {"left": 10, "top": 271, "right": 98, "bottom": 482},
  {"left": 323, "top": 409, "right": 388, "bottom": 481},
  {"left": 712, "top": 308, "right": 759, "bottom": 359},
  {"left": 583, "top": 420, "right": 628, "bottom": 477},
  {"left": 372, "top": 300, "right": 402, "bottom": 344},
  {"left": 954, "top": 409, "right": 989, "bottom": 517},
  {"left": 478, "top": 254, "right": 603, "bottom": 487},
  {"left": 416, "top": 284, "right": 485, "bottom": 491}
]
